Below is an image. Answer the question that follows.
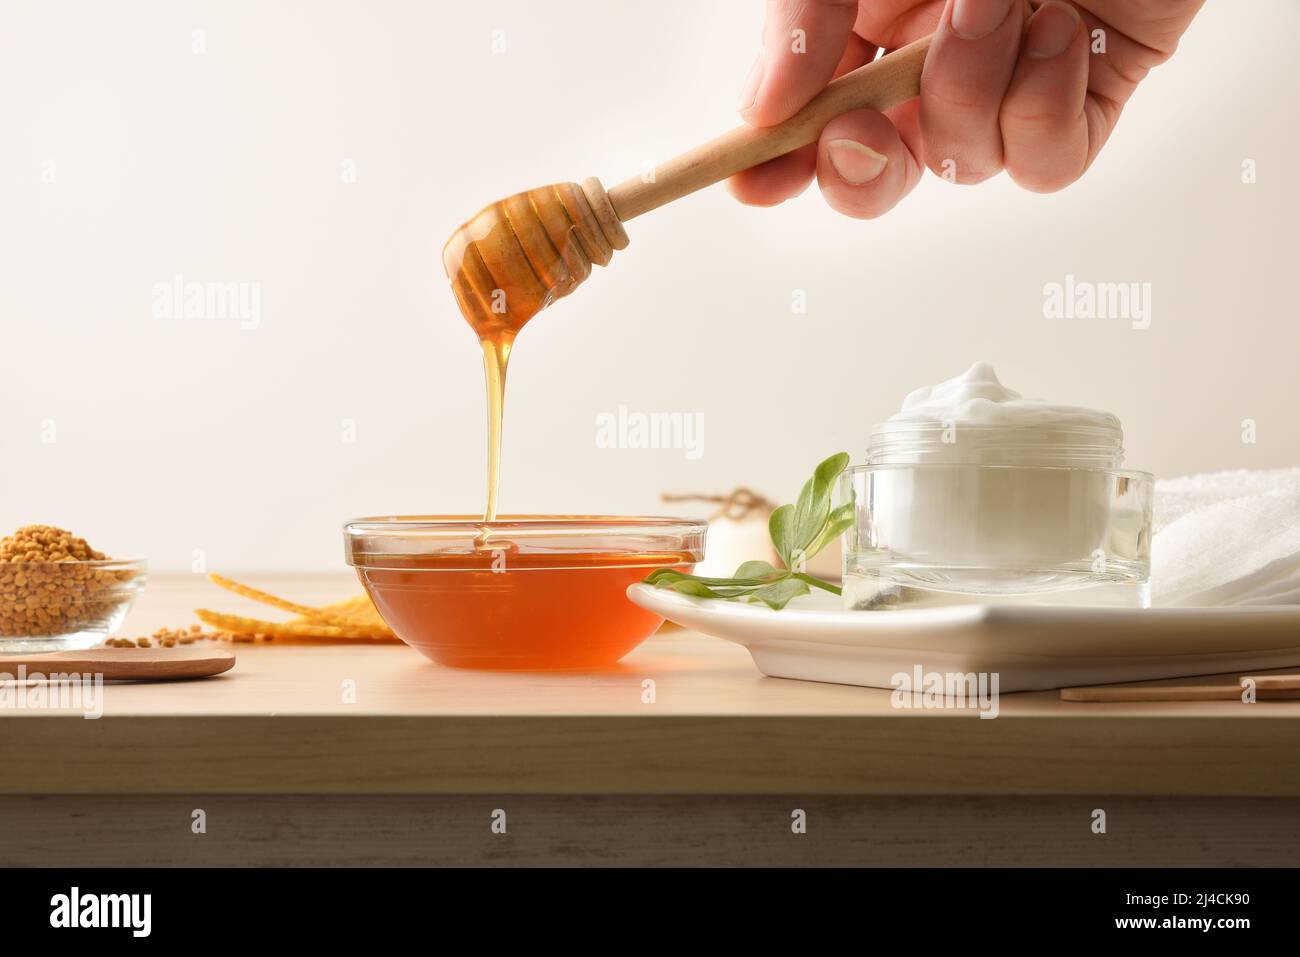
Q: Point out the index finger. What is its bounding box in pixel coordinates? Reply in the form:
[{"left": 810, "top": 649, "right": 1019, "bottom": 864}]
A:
[{"left": 740, "top": 0, "right": 861, "bottom": 127}]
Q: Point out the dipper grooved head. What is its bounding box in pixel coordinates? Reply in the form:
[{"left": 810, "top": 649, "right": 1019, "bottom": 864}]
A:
[{"left": 442, "top": 177, "right": 628, "bottom": 338}]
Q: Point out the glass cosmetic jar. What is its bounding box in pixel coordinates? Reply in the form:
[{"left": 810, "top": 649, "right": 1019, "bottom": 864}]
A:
[
  {"left": 344, "top": 515, "right": 706, "bottom": 670},
  {"left": 841, "top": 420, "right": 1153, "bottom": 610}
]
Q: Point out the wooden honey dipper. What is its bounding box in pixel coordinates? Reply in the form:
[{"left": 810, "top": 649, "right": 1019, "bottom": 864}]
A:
[{"left": 443, "top": 34, "right": 933, "bottom": 336}]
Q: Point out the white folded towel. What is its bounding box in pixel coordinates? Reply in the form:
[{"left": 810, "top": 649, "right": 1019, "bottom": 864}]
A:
[{"left": 1152, "top": 467, "right": 1300, "bottom": 606}]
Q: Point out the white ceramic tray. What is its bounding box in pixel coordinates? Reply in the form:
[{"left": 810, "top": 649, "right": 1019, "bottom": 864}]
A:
[{"left": 627, "top": 584, "right": 1300, "bottom": 693}]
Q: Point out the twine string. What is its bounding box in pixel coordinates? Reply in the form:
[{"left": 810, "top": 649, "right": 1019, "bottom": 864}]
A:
[{"left": 660, "top": 487, "right": 775, "bottom": 522}]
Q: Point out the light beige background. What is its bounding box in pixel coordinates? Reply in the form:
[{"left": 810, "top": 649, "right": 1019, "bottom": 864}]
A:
[{"left": 1, "top": 0, "right": 1295, "bottom": 571}]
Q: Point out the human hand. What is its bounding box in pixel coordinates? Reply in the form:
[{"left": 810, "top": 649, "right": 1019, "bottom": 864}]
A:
[{"left": 728, "top": 0, "right": 1204, "bottom": 217}]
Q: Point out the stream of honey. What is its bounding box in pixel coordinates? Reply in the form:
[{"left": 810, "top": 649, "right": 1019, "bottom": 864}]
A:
[
  {"left": 479, "top": 334, "right": 512, "bottom": 522},
  {"left": 442, "top": 186, "right": 611, "bottom": 520}
]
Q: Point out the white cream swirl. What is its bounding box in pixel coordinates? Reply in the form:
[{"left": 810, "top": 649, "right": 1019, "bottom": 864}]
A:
[
  {"left": 870, "top": 362, "right": 1124, "bottom": 467},
  {"left": 893, "top": 361, "right": 1120, "bottom": 430}
]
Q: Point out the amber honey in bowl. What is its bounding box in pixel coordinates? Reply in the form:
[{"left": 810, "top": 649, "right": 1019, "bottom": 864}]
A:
[{"left": 344, "top": 516, "right": 705, "bottom": 670}]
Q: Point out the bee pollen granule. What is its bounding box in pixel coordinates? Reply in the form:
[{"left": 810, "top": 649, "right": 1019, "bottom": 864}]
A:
[{"left": 0, "top": 525, "right": 130, "bottom": 637}]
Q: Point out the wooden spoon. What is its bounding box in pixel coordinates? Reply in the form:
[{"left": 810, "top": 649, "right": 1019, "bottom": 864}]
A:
[
  {"left": 443, "top": 34, "right": 934, "bottom": 335},
  {"left": 0, "top": 648, "right": 235, "bottom": 681}
]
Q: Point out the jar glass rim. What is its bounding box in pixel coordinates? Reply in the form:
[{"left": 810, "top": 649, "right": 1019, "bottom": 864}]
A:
[
  {"left": 846, "top": 463, "right": 1153, "bottom": 479},
  {"left": 870, "top": 420, "right": 1123, "bottom": 434},
  {"left": 867, "top": 419, "right": 1128, "bottom": 468}
]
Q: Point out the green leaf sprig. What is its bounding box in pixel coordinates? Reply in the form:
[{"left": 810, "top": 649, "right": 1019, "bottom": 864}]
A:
[{"left": 644, "top": 452, "right": 853, "bottom": 610}]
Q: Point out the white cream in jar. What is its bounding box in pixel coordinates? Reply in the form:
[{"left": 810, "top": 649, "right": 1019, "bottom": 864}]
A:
[
  {"left": 844, "top": 363, "right": 1153, "bottom": 609},
  {"left": 869, "top": 361, "right": 1125, "bottom": 468}
]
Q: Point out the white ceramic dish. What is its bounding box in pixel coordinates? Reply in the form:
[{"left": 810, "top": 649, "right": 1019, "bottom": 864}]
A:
[{"left": 627, "top": 584, "right": 1300, "bottom": 693}]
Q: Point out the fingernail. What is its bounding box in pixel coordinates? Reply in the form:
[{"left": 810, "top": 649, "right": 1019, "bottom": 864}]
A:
[
  {"left": 1026, "top": 2, "right": 1081, "bottom": 59},
  {"left": 951, "top": 0, "right": 1015, "bottom": 40},
  {"left": 738, "top": 54, "right": 765, "bottom": 114},
  {"left": 827, "top": 140, "right": 889, "bottom": 185}
]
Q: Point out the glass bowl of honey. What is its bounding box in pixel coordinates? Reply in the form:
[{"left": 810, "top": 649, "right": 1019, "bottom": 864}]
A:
[{"left": 344, "top": 516, "right": 706, "bottom": 670}]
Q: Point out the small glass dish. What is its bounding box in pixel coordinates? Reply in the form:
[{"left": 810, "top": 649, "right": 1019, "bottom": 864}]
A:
[
  {"left": 0, "top": 559, "right": 148, "bottom": 652},
  {"left": 344, "top": 515, "right": 706, "bottom": 670},
  {"left": 842, "top": 464, "right": 1153, "bottom": 609}
]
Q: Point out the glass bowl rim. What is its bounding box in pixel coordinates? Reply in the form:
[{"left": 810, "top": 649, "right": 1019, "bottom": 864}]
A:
[
  {"left": 344, "top": 514, "right": 707, "bottom": 534},
  {"left": 344, "top": 515, "right": 708, "bottom": 569},
  {"left": 0, "top": 558, "right": 148, "bottom": 570}
]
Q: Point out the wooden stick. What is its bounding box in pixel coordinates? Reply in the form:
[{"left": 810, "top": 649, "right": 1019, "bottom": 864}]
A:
[
  {"left": 1061, "top": 674, "right": 1300, "bottom": 703},
  {"left": 607, "top": 35, "right": 934, "bottom": 222},
  {"left": 1250, "top": 674, "right": 1300, "bottom": 691}
]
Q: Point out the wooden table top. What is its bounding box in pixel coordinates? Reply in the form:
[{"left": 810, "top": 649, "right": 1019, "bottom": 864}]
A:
[{"left": 3, "top": 574, "right": 1298, "bottom": 796}]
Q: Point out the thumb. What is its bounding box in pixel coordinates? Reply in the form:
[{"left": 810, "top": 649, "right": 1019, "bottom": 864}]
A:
[{"left": 739, "top": 0, "right": 861, "bottom": 127}]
